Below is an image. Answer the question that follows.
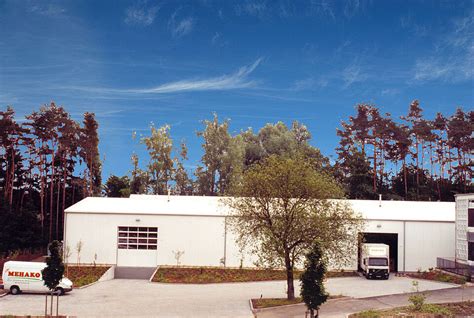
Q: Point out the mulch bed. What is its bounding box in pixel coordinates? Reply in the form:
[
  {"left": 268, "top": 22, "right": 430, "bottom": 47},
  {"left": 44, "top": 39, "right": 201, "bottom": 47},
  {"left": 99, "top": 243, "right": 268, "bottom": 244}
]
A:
[
  {"left": 65, "top": 265, "right": 110, "bottom": 287},
  {"left": 252, "top": 295, "right": 345, "bottom": 309},
  {"left": 349, "top": 301, "right": 474, "bottom": 317},
  {"left": 152, "top": 266, "right": 357, "bottom": 284},
  {"left": 406, "top": 270, "right": 466, "bottom": 285}
]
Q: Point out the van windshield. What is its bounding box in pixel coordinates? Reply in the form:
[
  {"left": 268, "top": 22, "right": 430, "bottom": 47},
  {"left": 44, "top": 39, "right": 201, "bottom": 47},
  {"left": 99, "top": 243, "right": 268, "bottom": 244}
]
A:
[{"left": 368, "top": 258, "right": 388, "bottom": 266}]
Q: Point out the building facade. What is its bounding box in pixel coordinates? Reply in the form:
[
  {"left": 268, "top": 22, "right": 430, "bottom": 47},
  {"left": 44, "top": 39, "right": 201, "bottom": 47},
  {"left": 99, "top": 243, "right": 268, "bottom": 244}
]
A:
[
  {"left": 455, "top": 193, "right": 474, "bottom": 265},
  {"left": 64, "top": 195, "right": 455, "bottom": 272}
]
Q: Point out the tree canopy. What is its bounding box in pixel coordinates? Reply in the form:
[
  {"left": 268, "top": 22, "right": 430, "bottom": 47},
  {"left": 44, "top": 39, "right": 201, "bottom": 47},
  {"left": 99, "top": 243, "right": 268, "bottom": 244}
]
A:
[{"left": 226, "top": 155, "right": 364, "bottom": 299}]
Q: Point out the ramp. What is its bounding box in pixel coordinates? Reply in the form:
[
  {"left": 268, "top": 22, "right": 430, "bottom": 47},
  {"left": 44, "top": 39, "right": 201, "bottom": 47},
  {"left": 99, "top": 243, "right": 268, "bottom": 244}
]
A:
[{"left": 114, "top": 266, "right": 157, "bottom": 280}]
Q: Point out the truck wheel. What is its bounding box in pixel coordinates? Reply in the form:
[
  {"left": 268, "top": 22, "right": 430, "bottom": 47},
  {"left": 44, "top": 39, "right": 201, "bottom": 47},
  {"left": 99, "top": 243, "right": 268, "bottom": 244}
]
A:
[
  {"left": 10, "top": 286, "right": 20, "bottom": 295},
  {"left": 55, "top": 287, "right": 65, "bottom": 296}
]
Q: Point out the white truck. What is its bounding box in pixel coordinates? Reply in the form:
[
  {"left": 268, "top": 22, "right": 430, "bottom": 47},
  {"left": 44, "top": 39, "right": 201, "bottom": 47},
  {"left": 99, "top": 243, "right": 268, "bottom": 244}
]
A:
[
  {"left": 360, "top": 243, "right": 390, "bottom": 280},
  {"left": 1, "top": 261, "right": 73, "bottom": 295}
]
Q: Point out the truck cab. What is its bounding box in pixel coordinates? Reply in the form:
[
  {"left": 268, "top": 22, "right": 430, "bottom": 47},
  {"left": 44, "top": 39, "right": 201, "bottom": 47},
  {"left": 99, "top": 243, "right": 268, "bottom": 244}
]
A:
[{"left": 360, "top": 243, "right": 390, "bottom": 280}]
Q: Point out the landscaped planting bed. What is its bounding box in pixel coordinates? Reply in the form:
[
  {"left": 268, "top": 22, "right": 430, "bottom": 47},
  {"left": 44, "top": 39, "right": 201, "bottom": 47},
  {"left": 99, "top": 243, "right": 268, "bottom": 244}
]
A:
[
  {"left": 152, "top": 266, "right": 357, "bottom": 284},
  {"left": 251, "top": 295, "right": 345, "bottom": 309},
  {"left": 349, "top": 301, "right": 474, "bottom": 317},
  {"left": 406, "top": 269, "right": 466, "bottom": 285},
  {"left": 66, "top": 265, "right": 110, "bottom": 287}
]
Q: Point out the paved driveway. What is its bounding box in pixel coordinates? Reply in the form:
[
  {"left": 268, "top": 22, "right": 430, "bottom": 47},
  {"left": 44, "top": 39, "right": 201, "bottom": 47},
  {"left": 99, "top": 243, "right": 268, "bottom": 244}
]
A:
[
  {"left": 0, "top": 276, "right": 458, "bottom": 317},
  {"left": 257, "top": 285, "right": 474, "bottom": 318}
]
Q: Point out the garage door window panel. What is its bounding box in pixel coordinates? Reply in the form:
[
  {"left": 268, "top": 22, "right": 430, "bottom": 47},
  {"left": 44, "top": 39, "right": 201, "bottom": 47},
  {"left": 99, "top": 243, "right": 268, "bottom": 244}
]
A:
[{"left": 117, "top": 226, "right": 158, "bottom": 250}]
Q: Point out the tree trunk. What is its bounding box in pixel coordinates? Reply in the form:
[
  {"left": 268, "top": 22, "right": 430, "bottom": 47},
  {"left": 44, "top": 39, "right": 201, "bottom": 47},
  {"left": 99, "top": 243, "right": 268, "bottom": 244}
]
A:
[
  {"left": 415, "top": 137, "right": 419, "bottom": 198},
  {"left": 403, "top": 159, "right": 407, "bottom": 198},
  {"left": 56, "top": 170, "right": 61, "bottom": 240},
  {"left": 61, "top": 163, "right": 67, "bottom": 241},
  {"left": 285, "top": 251, "right": 295, "bottom": 300},
  {"left": 373, "top": 143, "right": 377, "bottom": 193},
  {"left": 49, "top": 149, "right": 55, "bottom": 243},
  {"left": 40, "top": 152, "right": 45, "bottom": 239},
  {"left": 8, "top": 148, "right": 15, "bottom": 205}
]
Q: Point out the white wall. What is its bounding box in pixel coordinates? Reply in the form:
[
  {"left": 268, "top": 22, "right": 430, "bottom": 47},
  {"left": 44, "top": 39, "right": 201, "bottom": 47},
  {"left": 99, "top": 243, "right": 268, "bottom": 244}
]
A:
[
  {"left": 65, "top": 212, "right": 454, "bottom": 271},
  {"left": 405, "top": 221, "right": 454, "bottom": 271},
  {"left": 65, "top": 213, "right": 256, "bottom": 268}
]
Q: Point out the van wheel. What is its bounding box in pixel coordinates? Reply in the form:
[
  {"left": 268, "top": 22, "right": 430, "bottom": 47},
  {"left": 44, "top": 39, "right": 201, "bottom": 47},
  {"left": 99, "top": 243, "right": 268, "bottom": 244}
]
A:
[
  {"left": 55, "top": 287, "right": 65, "bottom": 296},
  {"left": 10, "top": 286, "right": 20, "bottom": 295}
]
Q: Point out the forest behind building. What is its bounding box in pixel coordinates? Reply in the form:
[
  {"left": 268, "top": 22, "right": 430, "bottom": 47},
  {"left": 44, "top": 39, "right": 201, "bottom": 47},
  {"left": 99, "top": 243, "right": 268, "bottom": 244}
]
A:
[{"left": 0, "top": 100, "right": 472, "bottom": 254}]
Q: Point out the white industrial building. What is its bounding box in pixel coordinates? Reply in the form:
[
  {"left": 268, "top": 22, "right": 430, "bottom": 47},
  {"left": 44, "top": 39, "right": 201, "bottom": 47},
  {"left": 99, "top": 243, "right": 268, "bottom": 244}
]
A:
[{"left": 64, "top": 195, "right": 455, "bottom": 272}]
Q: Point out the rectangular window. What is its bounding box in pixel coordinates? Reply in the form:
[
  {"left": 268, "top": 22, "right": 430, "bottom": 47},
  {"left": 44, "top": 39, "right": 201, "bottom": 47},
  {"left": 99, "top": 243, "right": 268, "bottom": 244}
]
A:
[
  {"left": 468, "top": 209, "right": 474, "bottom": 227},
  {"left": 469, "top": 242, "right": 474, "bottom": 261},
  {"left": 117, "top": 226, "right": 158, "bottom": 250}
]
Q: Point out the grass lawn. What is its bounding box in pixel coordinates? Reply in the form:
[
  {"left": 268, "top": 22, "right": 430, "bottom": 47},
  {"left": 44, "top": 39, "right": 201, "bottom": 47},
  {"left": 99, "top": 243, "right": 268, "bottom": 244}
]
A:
[
  {"left": 152, "top": 266, "right": 357, "bottom": 284},
  {"left": 251, "top": 295, "right": 345, "bottom": 309},
  {"left": 65, "top": 265, "right": 110, "bottom": 287},
  {"left": 406, "top": 269, "right": 466, "bottom": 285},
  {"left": 350, "top": 301, "right": 474, "bottom": 317}
]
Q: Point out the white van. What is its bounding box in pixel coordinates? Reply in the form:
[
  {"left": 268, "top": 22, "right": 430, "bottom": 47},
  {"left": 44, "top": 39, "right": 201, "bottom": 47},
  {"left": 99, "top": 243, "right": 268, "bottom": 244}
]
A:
[{"left": 2, "top": 261, "right": 73, "bottom": 295}]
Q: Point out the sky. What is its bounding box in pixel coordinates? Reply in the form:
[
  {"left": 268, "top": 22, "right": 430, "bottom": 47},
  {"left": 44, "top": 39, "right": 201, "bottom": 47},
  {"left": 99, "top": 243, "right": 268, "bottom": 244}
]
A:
[{"left": 1, "top": 0, "right": 473, "bottom": 179}]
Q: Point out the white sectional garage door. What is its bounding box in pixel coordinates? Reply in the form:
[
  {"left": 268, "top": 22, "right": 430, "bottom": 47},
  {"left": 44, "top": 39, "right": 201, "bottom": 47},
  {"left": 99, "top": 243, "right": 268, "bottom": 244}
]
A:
[{"left": 117, "top": 226, "right": 158, "bottom": 267}]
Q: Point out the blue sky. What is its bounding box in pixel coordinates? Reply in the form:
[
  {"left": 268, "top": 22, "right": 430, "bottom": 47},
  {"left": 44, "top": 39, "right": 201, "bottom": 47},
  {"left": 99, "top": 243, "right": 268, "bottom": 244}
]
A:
[{"left": 1, "top": 0, "right": 473, "bottom": 179}]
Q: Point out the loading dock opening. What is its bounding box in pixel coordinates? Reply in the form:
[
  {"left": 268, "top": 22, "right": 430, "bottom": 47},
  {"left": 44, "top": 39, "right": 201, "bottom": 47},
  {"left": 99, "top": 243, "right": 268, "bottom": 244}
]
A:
[{"left": 359, "top": 232, "right": 398, "bottom": 272}]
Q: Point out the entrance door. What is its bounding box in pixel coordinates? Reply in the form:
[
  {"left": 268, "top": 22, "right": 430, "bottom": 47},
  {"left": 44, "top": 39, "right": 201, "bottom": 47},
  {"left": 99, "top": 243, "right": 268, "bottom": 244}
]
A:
[{"left": 116, "top": 226, "right": 158, "bottom": 267}]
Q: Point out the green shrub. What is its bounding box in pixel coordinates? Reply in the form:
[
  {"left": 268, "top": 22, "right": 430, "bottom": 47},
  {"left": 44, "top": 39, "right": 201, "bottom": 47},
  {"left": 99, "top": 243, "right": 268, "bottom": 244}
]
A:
[
  {"left": 421, "top": 303, "right": 453, "bottom": 316},
  {"left": 409, "top": 281, "right": 426, "bottom": 311}
]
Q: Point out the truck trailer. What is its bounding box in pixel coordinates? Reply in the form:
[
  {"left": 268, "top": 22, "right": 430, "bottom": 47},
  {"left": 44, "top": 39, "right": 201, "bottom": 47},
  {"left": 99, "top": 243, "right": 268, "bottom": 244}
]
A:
[{"left": 360, "top": 243, "right": 390, "bottom": 279}]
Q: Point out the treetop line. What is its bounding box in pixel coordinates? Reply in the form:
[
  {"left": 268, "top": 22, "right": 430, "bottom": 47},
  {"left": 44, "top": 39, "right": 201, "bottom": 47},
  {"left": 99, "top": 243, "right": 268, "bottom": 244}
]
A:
[{"left": 0, "top": 100, "right": 472, "bottom": 251}]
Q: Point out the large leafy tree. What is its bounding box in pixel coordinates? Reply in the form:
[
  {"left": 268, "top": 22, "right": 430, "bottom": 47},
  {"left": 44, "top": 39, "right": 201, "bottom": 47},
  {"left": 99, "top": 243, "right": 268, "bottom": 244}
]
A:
[
  {"left": 196, "top": 113, "right": 232, "bottom": 195},
  {"left": 141, "top": 124, "right": 175, "bottom": 194},
  {"left": 226, "top": 155, "right": 364, "bottom": 300}
]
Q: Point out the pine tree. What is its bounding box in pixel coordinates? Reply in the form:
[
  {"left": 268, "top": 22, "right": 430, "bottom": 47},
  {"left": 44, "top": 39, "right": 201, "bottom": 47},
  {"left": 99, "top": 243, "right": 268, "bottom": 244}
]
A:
[{"left": 80, "top": 112, "right": 101, "bottom": 196}]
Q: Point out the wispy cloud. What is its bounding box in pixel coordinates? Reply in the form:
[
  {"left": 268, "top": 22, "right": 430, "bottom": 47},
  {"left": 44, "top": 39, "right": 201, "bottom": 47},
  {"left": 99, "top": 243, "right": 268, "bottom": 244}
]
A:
[
  {"left": 29, "top": 3, "right": 66, "bottom": 17},
  {"left": 343, "top": 0, "right": 361, "bottom": 19},
  {"left": 309, "top": 0, "right": 335, "bottom": 20},
  {"left": 411, "top": 10, "right": 473, "bottom": 83},
  {"left": 235, "top": 0, "right": 268, "bottom": 18},
  {"left": 342, "top": 63, "right": 368, "bottom": 88},
  {"left": 292, "top": 77, "right": 328, "bottom": 91},
  {"left": 211, "top": 32, "right": 229, "bottom": 47},
  {"left": 400, "top": 13, "right": 429, "bottom": 37},
  {"left": 169, "top": 10, "right": 194, "bottom": 37},
  {"left": 381, "top": 88, "right": 400, "bottom": 96},
  {"left": 124, "top": 1, "right": 160, "bottom": 26},
  {"left": 63, "top": 59, "right": 263, "bottom": 95}
]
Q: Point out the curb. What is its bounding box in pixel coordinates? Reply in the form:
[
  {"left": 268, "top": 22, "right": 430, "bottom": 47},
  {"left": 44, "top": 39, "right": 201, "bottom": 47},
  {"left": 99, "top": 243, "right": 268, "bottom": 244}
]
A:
[
  {"left": 77, "top": 266, "right": 113, "bottom": 289},
  {"left": 249, "top": 299, "right": 256, "bottom": 317},
  {"left": 149, "top": 266, "right": 160, "bottom": 282},
  {"left": 76, "top": 280, "right": 100, "bottom": 289}
]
